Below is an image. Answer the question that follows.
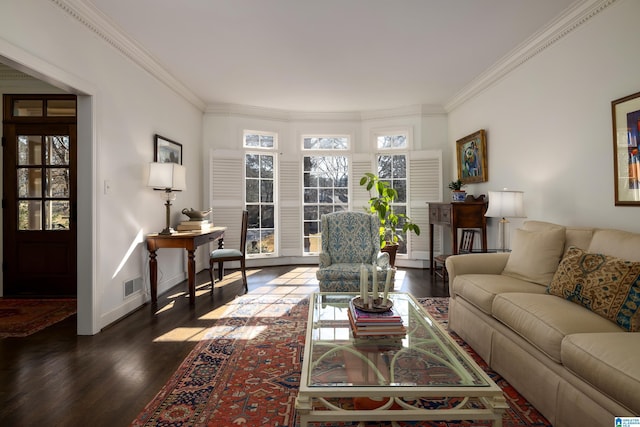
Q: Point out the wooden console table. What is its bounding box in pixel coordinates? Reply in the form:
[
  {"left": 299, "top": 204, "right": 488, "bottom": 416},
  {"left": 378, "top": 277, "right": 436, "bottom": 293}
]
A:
[
  {"left": 147, "top": 226, "right": 226, "bottom": 304},
  {"left": 428, "top": 199, "right": 487, "bottom": 274}
]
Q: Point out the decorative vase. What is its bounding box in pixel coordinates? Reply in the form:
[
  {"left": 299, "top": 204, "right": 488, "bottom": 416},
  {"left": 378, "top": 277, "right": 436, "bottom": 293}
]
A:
[
  {"left": 451, "top": 190, "right": 467, "bottom": 202},
  {"left": 381, "top": 242, "right": 399, "bottom": 267}
]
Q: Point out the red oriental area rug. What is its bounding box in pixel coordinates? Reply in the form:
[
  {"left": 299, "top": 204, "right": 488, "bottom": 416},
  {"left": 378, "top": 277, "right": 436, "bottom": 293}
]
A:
[
  {"left": 0, "top": 298, "right": 76, "bottom": 338},
  {"left": 131, "top": 295, "right": 551, "bottom": 427}
]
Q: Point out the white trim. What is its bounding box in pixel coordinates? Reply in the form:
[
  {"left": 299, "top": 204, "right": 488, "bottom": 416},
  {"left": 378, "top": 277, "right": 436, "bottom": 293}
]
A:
[{"left": 445, "top": 0, "right": 617, "bottom": 112}]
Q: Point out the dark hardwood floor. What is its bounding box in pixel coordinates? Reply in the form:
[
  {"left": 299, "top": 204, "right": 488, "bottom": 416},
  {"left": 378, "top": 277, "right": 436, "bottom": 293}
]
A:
[{"left": 0, "top": 265, "right": 448, "bottom": 427}]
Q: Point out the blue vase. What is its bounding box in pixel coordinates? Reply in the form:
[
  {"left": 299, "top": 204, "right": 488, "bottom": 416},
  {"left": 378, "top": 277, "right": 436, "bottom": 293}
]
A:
[{"left": 451, "top": 191, "right": 467, "bottom": 202}]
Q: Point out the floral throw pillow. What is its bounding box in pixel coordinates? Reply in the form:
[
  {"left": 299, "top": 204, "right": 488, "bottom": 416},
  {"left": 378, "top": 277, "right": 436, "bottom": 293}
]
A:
[{"left": 547, "top": 246, "right": 640, "bottom": 331}]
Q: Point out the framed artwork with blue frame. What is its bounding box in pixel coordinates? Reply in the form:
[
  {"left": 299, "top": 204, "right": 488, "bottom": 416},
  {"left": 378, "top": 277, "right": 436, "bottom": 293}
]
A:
[{"left": 612, "top": 91, "right": 640, "bottom": 205}]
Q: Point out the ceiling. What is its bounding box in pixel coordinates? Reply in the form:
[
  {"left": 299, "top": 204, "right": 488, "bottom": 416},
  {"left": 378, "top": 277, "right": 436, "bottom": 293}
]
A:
[{"left": 23, "top": 1, "right": 583, "bottom": 113}]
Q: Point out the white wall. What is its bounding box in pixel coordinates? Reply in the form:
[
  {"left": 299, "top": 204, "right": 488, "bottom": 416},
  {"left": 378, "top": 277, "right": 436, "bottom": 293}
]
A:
[
  {"left": 448, "top": 0, "right": 640, "bottom": 248},
  {"left": 0, "top": 0, "right": 203, "bottom": 333}
]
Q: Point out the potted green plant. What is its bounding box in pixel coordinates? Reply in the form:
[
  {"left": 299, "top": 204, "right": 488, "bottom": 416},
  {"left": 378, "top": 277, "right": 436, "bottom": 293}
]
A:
[
  {"left": 359, "top": 172, "right": 421, "bottom": 266},
  {"left": 448, "top": 179, "right": 467, "bottom": 202}
]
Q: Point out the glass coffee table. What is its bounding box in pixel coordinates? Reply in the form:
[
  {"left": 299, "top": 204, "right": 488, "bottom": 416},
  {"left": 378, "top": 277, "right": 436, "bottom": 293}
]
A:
[{"left": 295, "top": 292, "right": 508, "bottom": 426}]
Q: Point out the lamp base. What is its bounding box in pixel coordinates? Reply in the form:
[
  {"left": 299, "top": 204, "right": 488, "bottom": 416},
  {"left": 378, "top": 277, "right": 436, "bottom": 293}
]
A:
[{"left": 159, "top": 227, "right": 177, "bottom": 235}]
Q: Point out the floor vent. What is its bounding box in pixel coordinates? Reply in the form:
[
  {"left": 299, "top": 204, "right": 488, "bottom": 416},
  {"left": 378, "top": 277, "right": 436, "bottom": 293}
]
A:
[{"left": 124, "top": 277, "right": 143, "bottom": 298}]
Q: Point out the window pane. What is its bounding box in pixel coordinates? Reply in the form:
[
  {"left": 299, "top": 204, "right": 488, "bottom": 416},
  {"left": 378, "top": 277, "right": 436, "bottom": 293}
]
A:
[
  {"left": 18, "top": 200, "right": 42, "bottom": 230},
  {"left": 18, "top": 136, "right": 43, "bottom": 165},
  {"left": 18, "top": 168, "right": 42, "bottom": 197},
  {"left": 47, "top": 100, "right": 76, "bottom": 117},
  {"left": 46, "top": 136, "right": 70, "bottom": 165},
  {"left": 303, "top": 137, "right": 348, "bottom": 150},
  {"left": 245, "top": 134, "right": 259, "bottom": 147},
  {"left": 46, "top": 201, "right": 70, "bottom": 230},
  {"left": 247, "top": 230, "right": 260, "bottom": 254},
  {"left": 246, "top": 154, "right": 259, "bottom": 178},
  {"left": 13, "top": 100, "right": 43, "bottom": 117},
  {"left": 304, "top": 188, "right": 317, "bottom": 203},
  {"left": 261, "top": 205, "right": 274, "bottom": 228},
  {"left": 260, "top": 135, "right": 274, "bottom": 148},
  {"left": 377, "top": 134, "right": 407, "bottom": 149},
  {"left": 260, "top": 155, "right": 273, "bottom": 178},
  {"left": 46, "top": 168, "right": 70, "bottom": 198},
  {"left": 247, "top": 205, "right": 260, "bottom": 229},
  {"left": 246, "top": 179, "right": 259, "bottom": 202},
  {"left": 260, "top": 180, "right": 273, "bottom": 203},
  {"left": 394, "top": 180, "right": 407, "bottom": 203},
  {"left": 393, "top": 155, "right": 406, "bottom": 178},
  {"left": 304, "top": 205, "right": 318, "bottom": 220}
]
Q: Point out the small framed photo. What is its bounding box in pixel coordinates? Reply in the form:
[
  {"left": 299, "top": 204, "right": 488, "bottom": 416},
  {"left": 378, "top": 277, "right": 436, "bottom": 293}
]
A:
[
  {"left": 456, "top": 129, "right": 488, "bottom": 184},
  {"left": 612, "top": 91, "right": 640, "bottom": 205},
  {"left": 154, "top": 134, "right": 182, "bottom": 164}
]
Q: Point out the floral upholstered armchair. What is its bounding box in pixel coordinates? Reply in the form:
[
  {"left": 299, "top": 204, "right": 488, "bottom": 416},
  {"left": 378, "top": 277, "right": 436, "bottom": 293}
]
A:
[{"left": 316, "top": 211, "right": 394, "bottom": 292}]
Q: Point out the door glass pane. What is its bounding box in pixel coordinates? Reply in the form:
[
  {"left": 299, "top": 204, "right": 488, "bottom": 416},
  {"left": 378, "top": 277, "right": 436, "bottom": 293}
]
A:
[
  {"left": 46, "top": 136, "right": 70, "bottom": 165},
  {"left": 18, "top": 200, "right": 42, "bottom": 230},
  {"left": 13, "top": 100, "right": 43, "bottom": 117},
  {"left": 47, "top": 100, "right": 76, "bottom": 117},
  {"left": 17, "top": 168, "right": 42, "bottom": 197},
  {"left": 45, "top": 201, "right": 70, "bottom": 230},
  {"left": 46, "top": 168, "right": 70, "bottom": 197},
  {"left": 18, "top": 136, "right": 43, "bottom": 165}
]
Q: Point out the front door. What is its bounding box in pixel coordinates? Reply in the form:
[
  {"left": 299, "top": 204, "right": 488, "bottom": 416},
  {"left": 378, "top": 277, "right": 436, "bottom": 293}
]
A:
[{"left": 2, "top": 94, "right": 77, "bottom": 297}]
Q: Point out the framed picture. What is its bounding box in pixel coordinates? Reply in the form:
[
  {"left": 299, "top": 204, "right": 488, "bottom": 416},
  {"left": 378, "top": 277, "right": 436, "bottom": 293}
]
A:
[
  {"left": 612, "top": 91, "right": 640, "bottom": 205},
  {"left": 456, "top": 129, "right": 488, "bottom": 184},
  {"left": 154, "top": 134, "right": 182, "bottom": 164}
]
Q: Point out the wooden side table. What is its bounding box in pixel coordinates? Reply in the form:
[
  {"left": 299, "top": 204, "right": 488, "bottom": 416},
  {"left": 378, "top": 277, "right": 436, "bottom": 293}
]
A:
[
  {"left": 428, "top": 197, "right": 487, "bottom": 275},
  {"left": 146, "top": 226, "right": 226, "bottom": 304}
]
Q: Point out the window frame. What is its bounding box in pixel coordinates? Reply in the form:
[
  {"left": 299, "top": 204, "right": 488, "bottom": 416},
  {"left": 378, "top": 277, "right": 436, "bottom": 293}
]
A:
[
  {"left": 301, "top": 134, "right": 352, "bottom": 255},
  {"left": 243, "top": 130, "right": 278, "bottom": 258}
]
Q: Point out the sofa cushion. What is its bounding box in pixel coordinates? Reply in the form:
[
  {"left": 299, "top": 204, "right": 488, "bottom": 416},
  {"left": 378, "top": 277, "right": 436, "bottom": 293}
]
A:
[
  {"left": 502, "top": 227, "right": 566, "bottom": 285},
  {"left": 452, "top": 274, "right": 547, "bottom": 314},
  {"left": 562, "top": 333, "right": 640, "bottom": 413},
  {"left": 492, "top": 293, "right": 624, "bottom": 363},
  {"left": 523, "top": 220, "right": 595, "bottom": 254},
  {"left": 588, "top": 229, "right": 640, "bottom": 262},
  {"left": 547, "top": 246, "right": 640, "bottom": 332}
]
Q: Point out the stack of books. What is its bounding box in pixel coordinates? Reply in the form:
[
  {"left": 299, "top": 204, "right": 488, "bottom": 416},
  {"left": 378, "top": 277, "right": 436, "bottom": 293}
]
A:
[
  {"left": 347, "top": 299, "right": 406, "bottom": 337},
  {"left": 176, "top": 220, "right": 213, "bottom": 232}
]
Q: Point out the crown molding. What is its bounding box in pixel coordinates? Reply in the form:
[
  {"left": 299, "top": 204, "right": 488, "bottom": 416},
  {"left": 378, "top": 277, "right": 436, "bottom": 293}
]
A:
[
  {"left": 50, "top": 0, "right": 206, "bottom": 110},
  {"left": 444, "top": 0, "right": 618, "bottom": 112},
  {"left": 206, "top": 103, "right": 446, "bottom": 122}
]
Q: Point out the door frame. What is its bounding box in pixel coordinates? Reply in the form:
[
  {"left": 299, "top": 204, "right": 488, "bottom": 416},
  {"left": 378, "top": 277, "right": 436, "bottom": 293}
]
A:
[{"left": 0, "top": 50, "right": 98, "bottom": 334}]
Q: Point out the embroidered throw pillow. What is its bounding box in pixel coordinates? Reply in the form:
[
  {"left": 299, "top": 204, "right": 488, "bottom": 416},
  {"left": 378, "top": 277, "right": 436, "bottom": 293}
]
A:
[{"left": 547, "top": 246, "right": 640, "bottom": 331}]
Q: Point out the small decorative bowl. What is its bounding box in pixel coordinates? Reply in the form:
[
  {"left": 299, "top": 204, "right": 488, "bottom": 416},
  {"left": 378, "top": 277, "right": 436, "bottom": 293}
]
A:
[{"left": 181, "top": 208, "right": 212, "bottom": 221}]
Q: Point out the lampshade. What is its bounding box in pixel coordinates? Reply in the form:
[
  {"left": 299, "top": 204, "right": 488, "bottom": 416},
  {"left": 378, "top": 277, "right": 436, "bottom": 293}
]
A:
[
  {"left": 485, "top": 190, "right": 526, "bottom": 218},
  {"left": 147, "top": 162, "right": 186, "bottom": 191}
]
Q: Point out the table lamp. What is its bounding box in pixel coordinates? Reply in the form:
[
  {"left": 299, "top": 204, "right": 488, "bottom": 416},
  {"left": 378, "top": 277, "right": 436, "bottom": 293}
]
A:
[
  {"left": 147, "top": 162, "right": 186, "bottom": 235},
  {"left": 484, "top": 190, "right": 526, "bottom": 251}
]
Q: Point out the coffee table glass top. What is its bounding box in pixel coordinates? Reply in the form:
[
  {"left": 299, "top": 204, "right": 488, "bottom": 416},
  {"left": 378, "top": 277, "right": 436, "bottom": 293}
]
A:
[{"left": 306, "top": 292, "right": 489, "bottom": 388}]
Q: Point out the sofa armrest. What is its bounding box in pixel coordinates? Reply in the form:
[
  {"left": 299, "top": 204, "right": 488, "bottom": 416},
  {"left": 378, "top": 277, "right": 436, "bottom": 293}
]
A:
[{"left": 445, "top": 253, "right": 510, "bottom": 297}]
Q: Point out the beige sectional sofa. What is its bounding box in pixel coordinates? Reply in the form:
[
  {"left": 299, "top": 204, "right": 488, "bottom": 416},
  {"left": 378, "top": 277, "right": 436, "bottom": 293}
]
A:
[{"left": 445, "top": 220, "right": 640, "bottom": 427}]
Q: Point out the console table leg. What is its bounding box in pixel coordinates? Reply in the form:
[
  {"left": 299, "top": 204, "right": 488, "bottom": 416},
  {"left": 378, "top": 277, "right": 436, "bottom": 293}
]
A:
[
  {"left": 187, "top": 249, "right": 196, "bottom": 304},
  {"left": 149, "top": 249, "right": 158, "bottom": 303}
]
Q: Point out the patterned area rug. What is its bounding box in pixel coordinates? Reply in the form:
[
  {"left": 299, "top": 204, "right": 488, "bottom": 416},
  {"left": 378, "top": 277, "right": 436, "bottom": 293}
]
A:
[
  {"left": 131, "top": 295, "right": 551, "bottom": 427},
  {"left": 0, "top": 298, "right": 77, "bottom": 338}
]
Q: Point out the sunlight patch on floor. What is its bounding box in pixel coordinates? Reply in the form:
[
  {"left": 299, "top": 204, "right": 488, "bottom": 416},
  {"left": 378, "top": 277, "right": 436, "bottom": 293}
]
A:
[{"left": 153, "top": 327, "right": 208, "bottom": 342}]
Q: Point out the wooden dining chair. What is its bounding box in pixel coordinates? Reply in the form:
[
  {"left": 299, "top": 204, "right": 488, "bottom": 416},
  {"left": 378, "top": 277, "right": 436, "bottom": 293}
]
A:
[
  {"left": 209, "top": 210, "right": 248, "bottom": 294},
  {"left": 433, "top": 228, "right": 476, "bottom": 283}
]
